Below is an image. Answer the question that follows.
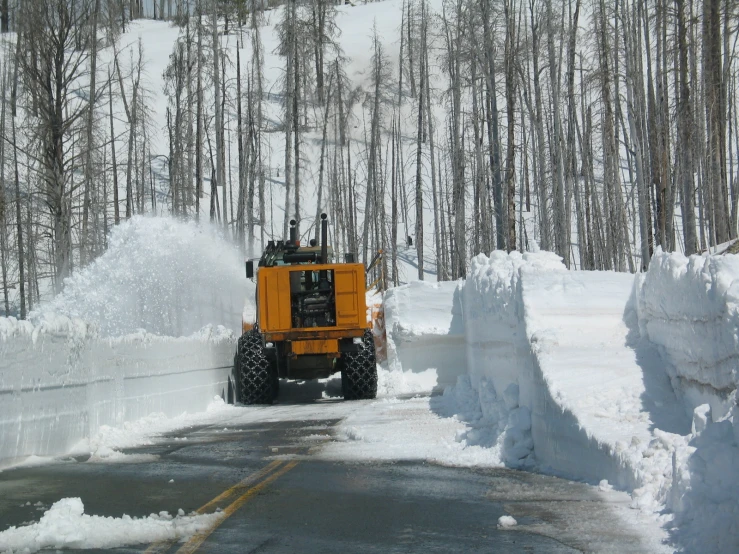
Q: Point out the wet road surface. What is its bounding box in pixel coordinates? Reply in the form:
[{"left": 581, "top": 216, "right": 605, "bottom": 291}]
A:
[{"left": 0, "top": 392, "right": 658, "bottom": 553}]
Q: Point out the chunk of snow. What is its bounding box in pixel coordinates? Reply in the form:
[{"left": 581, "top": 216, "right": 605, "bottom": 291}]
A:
[
  {"left": 692, "top": 404, "right": 712, "bottom": 435},
  {"left": 497, "top": 515, "right": 517, "bottom": 528},
  {"left": 0, "top": 497, "right": 221, "bottom": 553}
]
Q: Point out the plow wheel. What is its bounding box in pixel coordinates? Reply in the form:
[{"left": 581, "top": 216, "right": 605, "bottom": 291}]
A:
[
  {"left": 341, "top": 330, "right": 378, "bottom": 400},
  {"left": 236, "top": 329, "right": 276, "bottom": 405}
]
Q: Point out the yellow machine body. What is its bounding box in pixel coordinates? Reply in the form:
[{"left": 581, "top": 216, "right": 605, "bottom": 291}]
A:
[{"left": 256, "top": 262, "right": 367, "bottom": 346}]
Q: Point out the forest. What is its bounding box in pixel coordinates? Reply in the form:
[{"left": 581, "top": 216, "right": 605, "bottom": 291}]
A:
[{"left": 0, "top": 0, "right": 738, "bottom": 317}]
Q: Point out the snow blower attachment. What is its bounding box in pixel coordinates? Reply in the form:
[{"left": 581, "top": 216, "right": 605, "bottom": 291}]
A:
[{"left": 233, "top": 214, "right": 377, "bottom": 405}]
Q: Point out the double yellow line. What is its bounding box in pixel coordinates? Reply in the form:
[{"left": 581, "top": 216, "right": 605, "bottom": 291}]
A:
[{"left": 145, "top": 459, "right": 299, "bottom": 554}]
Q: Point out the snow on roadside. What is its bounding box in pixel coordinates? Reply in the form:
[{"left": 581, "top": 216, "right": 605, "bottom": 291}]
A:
[
  {"left": 441, "top": 249, "right": 738, "bottom": 553},
  {"left": 376, "top": 366, "right": 437, "bottom": 397},
  {"left": 0, "top": 324, "right": 235, "bottom": 469},
  {"left": 76, "top": 396, "right": 239, "bottom": 460},
  {"left": 0, "top": 497, "right": 220, "bottom": 553},
  {"left": 0, "top": 216, "right": 243, "bottom": 469},
  {"left": 634, "top": 248, "right": 739, "bottom": 552},
  {"left": 382, "top": 280, "right": 466, "bottom": 390},
  {"left": 520, "top": 267, "right": 690, "bottom": 515},
  {"left": 636, "top": 247, "right": 739, "bottom": 417},
  {"left": 321, "top": 396, "right": 513, "bottom": 467}
]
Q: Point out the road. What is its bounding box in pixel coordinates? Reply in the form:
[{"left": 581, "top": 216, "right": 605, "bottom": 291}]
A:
[{"left": 0, "top": 386, "right": 660, "bottom": 553}]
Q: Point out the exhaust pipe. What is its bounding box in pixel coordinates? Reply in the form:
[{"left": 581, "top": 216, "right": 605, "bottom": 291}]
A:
[
  {"left": 289, "top": 219, "right": 297, "bottom": 246},
  {"left": 320, "top": 213, "right": 328, "bottom": 264}
]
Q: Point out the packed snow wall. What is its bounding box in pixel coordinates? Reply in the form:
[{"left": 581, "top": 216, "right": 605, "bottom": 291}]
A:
[
  {"left": 461, "top": 252, "right": 544, "bottom": 405},
  {"left": 634, "top": 249, "right": 739, "bottom": 552},
  {"left": 383, "top": 281, "right": 466, "bottom": 390},
  {"left": 635, "top": 248, "right": 739, "bottom": 419},
  {"left": 457, "top": 251, "right": 628, "bottom": 481},
  {"left": 0, "top": 315, "right": 235, "bottom": 469}
]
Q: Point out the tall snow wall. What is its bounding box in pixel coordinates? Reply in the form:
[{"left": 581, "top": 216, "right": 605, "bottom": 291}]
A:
[
  {"left": 458, "top": 252, "right": 634, "bottom": 484},
  {"left": 0, "top": 316, "right": 234, "bottom": 468},
  {"left": 635, "top": 248, "right": 739, "bottom": 419},
  {"left": 383, "top": 280, "right": 466, "bottom": 390}
]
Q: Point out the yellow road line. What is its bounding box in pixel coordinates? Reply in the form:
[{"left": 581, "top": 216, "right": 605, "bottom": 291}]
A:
[
  {"left": 144, "top": 459, "right": 286, "bottom": 554},
  {"left": 196, "top": 459, "right": 284, "bottom": 514},
  {"left": 175, "top": 461, "right": 299, "bottom": 554}
]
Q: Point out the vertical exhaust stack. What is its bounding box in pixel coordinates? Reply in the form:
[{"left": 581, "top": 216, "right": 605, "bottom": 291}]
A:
[
  {"left": 320, "top": 213, "right": 328, "bottom": 264},
  {"left": 289, "top": 219, "right": 297, "bottom": 247}
]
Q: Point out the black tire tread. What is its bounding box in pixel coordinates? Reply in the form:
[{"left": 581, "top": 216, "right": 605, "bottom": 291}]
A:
[
  {"left": 237, "top": 329, "right": 275, "bottom": 405},
  {"left": 341, "top": 330, "right": 378, "bottom": 400}
]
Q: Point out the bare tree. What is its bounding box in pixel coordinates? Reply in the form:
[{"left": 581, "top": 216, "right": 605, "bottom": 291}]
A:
[{"left": 18, "top": 0, "right": 95, "bottom": 291}]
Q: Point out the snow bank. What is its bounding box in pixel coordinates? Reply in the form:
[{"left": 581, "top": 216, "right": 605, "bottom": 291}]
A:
[
  {"left": 0, "top": 216, "right": 248, "bottom": 469},
  {"left": 461, "top": 252, "right": 563, "bottom": 403},
  {"left": 452, "top": 252, "right": 564, "bottom": 469},
  {"left": 382, "top": 280, "right": 466, "bottom": 390},
  {"left": 438, "top": 249, "right": 737, "bottom": 552},
  {"left": 668, "top": 404, "right": 739, "bottom": 553},
  {"left": 633, "top": 249, "right": 739, "bottom": 552},
  {"left": 0, "top": 497, "right": 221, "bottom": 553},
  {"left": 0, "top": 316, "right": 234, "bottom": 468},
  {"left": 521, "top": 267, "right": 690, "bottom": 504},
  {"left": 636, "top": 248, "right": 739, "bottom": 419}
]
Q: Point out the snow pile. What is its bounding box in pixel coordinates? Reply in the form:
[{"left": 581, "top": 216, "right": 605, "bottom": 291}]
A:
[
  {"left": 636, "top": 248, "right": 739, "bottom": 418},
  {"left": 668, "top": 403, "right": 739, "bottom": 553},
  {"left": 376, "top": 366, "right": 437, "bottom": 397},
  {"left": 436, "top": 376, "right": 534, "bottom": 468},
  {"left": 382, "top": 280, "right": 466, "bottom": 390},
  {"left": 462, "top": 251, "right": 564, "bottom": 402},
  {"left": 37, "top": 216, "right": 250, "bottom": 337},
  {"left": 0, "top": 318, "right": 235, "bottom": 468},
  {"left": 0, "top": 497, "right": 221, "bottom": 553}
]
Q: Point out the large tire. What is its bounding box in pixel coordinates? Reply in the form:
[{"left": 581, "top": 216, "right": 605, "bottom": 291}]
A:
[
  {"left": 237, "top": 329, "right": 276, "bottom": 405},
  {"left": 341, "top": 330, "right": 378, "bottom": 400}
]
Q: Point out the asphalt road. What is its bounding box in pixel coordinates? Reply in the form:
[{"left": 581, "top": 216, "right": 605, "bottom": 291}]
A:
[{"left": 0, "top": 390, "right": 657, "bottom": 553}]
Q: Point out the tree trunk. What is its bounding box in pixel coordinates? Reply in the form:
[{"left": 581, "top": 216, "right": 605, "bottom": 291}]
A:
[{"left": 676, "top": 0, "right": 697, "bottom": 254}]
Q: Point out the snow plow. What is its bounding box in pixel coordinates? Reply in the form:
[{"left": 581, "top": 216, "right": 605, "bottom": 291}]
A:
[{"left": 232, "top": 214, "right": 377, "bottom": 404}]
